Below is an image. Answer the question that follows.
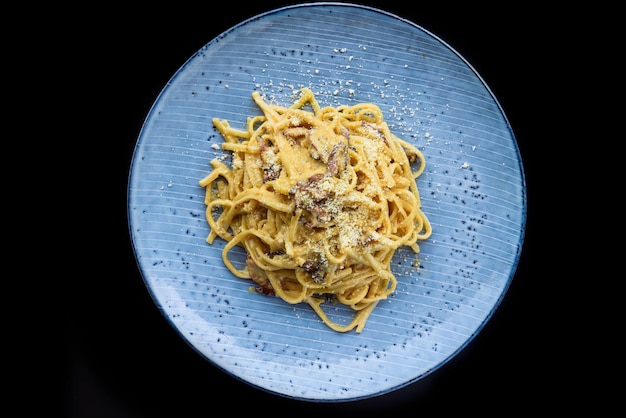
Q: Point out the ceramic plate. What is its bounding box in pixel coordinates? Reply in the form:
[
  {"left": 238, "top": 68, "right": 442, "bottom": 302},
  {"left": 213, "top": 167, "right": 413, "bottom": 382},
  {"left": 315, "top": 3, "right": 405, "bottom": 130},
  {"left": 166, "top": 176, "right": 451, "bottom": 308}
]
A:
[{"left": 128, "top": 2, "right": 526, "bottom": 402}]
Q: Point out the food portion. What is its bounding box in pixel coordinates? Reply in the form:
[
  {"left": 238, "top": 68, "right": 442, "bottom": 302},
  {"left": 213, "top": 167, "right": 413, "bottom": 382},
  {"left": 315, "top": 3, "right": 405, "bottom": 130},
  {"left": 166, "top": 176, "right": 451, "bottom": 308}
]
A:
[{"left": 199, "top": 88, "right": 431, "bottom": 333}]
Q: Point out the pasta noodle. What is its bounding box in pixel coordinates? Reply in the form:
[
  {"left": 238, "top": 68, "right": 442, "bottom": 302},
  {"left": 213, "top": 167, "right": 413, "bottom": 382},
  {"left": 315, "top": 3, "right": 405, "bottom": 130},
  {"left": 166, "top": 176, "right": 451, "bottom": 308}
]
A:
[{"left": 199, "top": 88, "right": 431, "bottom": 333}]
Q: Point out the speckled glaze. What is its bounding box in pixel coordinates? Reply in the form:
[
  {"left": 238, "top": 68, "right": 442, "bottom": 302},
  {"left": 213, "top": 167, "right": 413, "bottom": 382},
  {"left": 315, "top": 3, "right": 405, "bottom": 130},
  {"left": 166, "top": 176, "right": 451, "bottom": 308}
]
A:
[{"left": 128, "top": 3, "right": 526, "bottom": 402}]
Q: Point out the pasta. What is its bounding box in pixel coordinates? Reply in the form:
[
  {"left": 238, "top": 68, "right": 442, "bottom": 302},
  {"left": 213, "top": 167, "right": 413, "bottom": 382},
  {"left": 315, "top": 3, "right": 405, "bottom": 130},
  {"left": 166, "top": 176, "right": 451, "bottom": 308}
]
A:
[{"left": 199, "top": 88, "right": 431, "bottom": 333}]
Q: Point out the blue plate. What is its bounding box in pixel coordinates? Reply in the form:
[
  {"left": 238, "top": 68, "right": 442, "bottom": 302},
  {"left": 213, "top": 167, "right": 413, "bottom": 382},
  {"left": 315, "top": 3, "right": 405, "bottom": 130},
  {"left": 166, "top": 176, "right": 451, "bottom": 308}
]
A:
[{"left": 128, "top": 2, "right": 526, "bottom": 402}]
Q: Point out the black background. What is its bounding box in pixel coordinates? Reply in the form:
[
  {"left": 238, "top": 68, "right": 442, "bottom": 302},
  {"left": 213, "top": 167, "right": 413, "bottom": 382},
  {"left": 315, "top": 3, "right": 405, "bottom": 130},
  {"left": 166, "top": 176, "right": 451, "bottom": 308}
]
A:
[{"left": 63, "top": 1, "right": 573, "bottom": 416}]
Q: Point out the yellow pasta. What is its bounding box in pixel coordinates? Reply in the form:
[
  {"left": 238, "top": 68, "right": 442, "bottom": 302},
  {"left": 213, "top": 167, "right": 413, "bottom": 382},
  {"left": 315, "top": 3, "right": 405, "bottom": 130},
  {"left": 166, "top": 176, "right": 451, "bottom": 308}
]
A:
[{"left": 199, "top": 88, "right": 431, "bottom": 333}]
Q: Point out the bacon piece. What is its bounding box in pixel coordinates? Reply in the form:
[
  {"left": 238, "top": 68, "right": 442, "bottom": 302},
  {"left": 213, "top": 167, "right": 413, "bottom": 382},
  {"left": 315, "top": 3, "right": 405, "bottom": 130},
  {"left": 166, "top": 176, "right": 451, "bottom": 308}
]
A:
[
  {"left": 246, "top": 255, "right": 274, "bottom": 295},
  {"left": 258, "top": 137, "right": 282, "bottom": 182},
  {"left": 300, "top": 255, "right": 329, "bottom": 284},
  {"left": 289, "top": 174, "right": 331, "bottom": 225},
  {"left": 326, "top": 142, "right": 348, "bottom": 177}
]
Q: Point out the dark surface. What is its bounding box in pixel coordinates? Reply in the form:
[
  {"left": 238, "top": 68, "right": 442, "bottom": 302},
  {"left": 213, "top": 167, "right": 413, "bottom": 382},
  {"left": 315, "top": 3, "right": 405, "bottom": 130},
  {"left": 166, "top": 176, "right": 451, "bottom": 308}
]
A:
[{"left": 64, "top": 2, "right": 566, "bottom": 416}]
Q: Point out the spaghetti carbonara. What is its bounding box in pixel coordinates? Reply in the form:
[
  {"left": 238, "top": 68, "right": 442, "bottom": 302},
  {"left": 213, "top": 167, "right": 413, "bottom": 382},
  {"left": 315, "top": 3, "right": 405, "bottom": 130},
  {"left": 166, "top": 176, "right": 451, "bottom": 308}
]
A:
[{"left": 199, "top": 88, "right": 431, "bottom": 333}]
